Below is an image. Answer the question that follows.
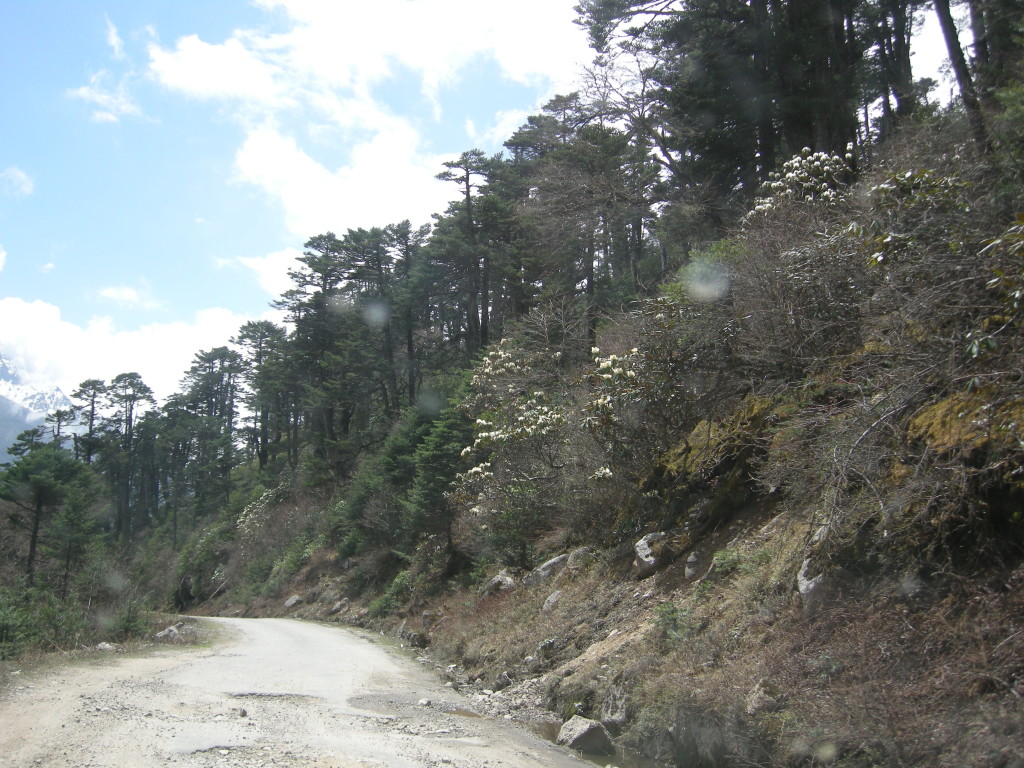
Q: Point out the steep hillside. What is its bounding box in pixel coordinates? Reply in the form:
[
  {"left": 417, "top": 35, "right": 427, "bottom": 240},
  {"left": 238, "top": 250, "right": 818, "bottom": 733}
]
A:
[{"left": 189, "top": 120, "right": 1024, "bottom": 768}]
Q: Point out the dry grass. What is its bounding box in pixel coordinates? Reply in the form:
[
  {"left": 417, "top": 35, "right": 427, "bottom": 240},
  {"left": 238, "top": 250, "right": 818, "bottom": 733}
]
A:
[
  {"left": 424, "top": 494, "right": 1022, "bottom": 767},
  {"left": 634, "top": 538, "right": 1024, "bottom": 767},
  {"left": 429, "top": 551, "right": 659, "bottom": 692}
]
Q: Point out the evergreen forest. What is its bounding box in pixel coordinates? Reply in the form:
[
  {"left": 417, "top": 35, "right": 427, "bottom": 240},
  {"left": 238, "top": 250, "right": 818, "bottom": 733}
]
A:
[{"left": 3, "top": 2, "right": 1024, "bottom": 766}]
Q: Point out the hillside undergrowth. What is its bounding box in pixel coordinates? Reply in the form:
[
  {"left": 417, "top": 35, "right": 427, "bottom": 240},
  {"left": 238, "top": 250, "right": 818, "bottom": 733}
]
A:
[{"left": 170, "top": 116, "right": 1024, "bottom": 768}]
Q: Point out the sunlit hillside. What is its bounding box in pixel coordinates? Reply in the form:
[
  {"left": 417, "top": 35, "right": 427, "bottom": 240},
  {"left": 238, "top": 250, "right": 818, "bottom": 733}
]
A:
[{"left": 3, "top": 3, "right": 1022, "bottom": 766}]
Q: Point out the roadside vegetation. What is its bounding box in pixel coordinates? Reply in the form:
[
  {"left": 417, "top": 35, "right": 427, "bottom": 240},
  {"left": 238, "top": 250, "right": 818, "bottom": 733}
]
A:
[{"left": 2, "top": 3, "right": 1023, "bottom": 765}]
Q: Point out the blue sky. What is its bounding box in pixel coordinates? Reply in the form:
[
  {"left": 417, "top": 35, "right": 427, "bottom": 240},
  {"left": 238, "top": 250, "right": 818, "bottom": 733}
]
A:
[
  {"left": 0, "top": 0, "right": 591, "bottom": 399},
  {"left": 0, "top": 0, "right": 955, "bottom": 402}
]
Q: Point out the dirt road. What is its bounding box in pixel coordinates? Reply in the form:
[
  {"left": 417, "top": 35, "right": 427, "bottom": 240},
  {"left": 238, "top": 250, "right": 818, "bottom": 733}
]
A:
[{"left": 0, "top": 617, "right": 592, "bottom": 768}]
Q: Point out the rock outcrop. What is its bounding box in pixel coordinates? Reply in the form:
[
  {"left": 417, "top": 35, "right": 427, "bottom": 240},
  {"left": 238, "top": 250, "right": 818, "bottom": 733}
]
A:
[{"left": 556, "top": 715, "right": 615, "bottom": 755}]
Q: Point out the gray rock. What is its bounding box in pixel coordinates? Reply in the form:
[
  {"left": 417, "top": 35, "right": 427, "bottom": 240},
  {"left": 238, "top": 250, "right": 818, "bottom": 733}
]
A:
[
  {"left": 600, "top": 683, "right": 630, "bottom": 732},
  {"left": 523, "top": 554, "right": 570, "bottom": 587},
  {"left": 566, "top": 547, "right": 596, "bottom": 572},
  {"left": 328, "top": 599, "right": 348, "bottom": 615},
  {"left": 633, "top": 532, "right": 668, "bottom": 578},
  {"left": 556, "top": 715, "right": 615, "bottom": 755},
  {"left": 797, "top": 558, "right": 827, "bottom": 614},
  {"left": 669, "top": 702, "right": 764, "bottom": 767},
  {"left": 542, "top": 589, "right": 562, "bottom": 612},
  {"left": 482, "top": 568, "right": 517, "bottom": 594},
  {"left": 622, "top": 702, "right": 765, "bottom": 768},
  {"left": 536, "top": 637, "right": 558, "bottom": 658},
  {"left": 685, "top": 551, "right": 700, "bottom": 579},
  {"left": 284, "top": 594, "right": 304, "bottom": 609}
]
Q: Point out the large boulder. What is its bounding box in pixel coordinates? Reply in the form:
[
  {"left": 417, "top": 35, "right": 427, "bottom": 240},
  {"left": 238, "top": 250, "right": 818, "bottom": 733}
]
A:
[
  {"left": 556, "top": 715, "right": 615, "bottom": 755},
  {"left": 633, "top": 532, "right": 691, "bottom": 578},
  {"left": 542, "top": 589, "right": 562, "bottom": 612},
  {"left": 633, "top": 533, "right": 668, "bottom": 578},
  {"left": 566, "top": 546, "right": 596, "bottom": 572},
  {"left": 482, "top": 568, "right": 517, "bottom": 595},
  {"left": 622, "top": 702, "right": 766, "bottom": 768},
  {"left": 327, "top": 598, "right": 349, "bottom": 616},
  {"left": 600, "top": 682, "right": 631, "bottom": 733},
  {"left": 523, "top": 554, "right": 570, "bottom": 587},
  {"left": 153, "top": 622, "right": 196, "bottom": 644}
]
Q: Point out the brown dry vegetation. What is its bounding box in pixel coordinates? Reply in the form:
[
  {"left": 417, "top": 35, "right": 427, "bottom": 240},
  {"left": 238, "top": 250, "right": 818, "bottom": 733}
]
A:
[{"left": 187, "top": 114, "right": 1024, "bottom": 768}]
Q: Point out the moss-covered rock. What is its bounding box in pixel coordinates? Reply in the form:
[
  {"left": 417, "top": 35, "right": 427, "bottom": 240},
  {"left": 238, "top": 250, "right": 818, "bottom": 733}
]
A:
[
  {"left": 640, "top": 395, "right": 777, "bottom": 536},
  {"left": 908, "top": 388, "right": 1024, "bottom": 458},
  {"left": 661, "top": 395, "right": 775, "bottom": 479}
]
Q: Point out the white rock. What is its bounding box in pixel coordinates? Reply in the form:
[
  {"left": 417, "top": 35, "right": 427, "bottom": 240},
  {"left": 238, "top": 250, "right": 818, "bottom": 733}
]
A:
[
  {"left": 524, "top": 554, "right": 570, "bottom": 587},
  {"left": 542, "top": 589, "right": 563, "bottom": 612},
  {"left": 556, "top": 715, "right": 615, "bottom": 755}
]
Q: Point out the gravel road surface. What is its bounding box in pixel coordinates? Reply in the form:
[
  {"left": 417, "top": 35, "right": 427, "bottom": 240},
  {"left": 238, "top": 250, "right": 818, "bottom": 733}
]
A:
[{"left": 0, "top": 617, "right": 592, "bottom": 768}]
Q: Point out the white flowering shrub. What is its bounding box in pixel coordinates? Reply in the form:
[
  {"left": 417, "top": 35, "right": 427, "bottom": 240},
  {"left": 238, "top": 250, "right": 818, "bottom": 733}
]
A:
[
  {"left": 583, "top": 293, "right": 737, "bottom": 451},
  {"left": 453, "top": 338, "right": 584, "bottom": 566},
  {"left": 966, "top": 213, "right": 1024, "bottom": 360},
  {"left": 747, "top": 146, "right": 855, "bottom": 219}
]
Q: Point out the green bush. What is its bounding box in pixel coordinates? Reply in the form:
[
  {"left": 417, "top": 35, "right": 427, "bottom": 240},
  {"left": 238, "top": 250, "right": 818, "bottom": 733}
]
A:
[
  {"left": 0, "top": 590, "right": 31, "bottom": 659},
  {"left": 655, "top": 602, "right": 697, "bottom": 643},
  {"left": 112, "top": 597, "right": 149, "bottom": 641},
  {"left": 712, "top": 546, "right": 772, "bottom": 577},
  {"left": 0, "top": 588, "right": 95, "bottom": 658},
  {"left": 367, "top": 569, "right": 411, "bottom": 617}
]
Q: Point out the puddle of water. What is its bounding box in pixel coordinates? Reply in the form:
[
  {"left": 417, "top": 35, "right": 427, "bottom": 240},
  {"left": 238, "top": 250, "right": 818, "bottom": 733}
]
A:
[
  {"left": 448, "top": 705, "right": 665, "bottom": 766},
  {"left": 531, "top": 722, "right": 668, "bottom": 768}
]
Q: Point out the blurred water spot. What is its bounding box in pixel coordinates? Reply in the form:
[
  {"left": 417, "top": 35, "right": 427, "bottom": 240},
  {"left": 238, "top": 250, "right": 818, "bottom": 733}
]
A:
[
  {"left": 684, "top": 261, "right": 729, "bottom": 302},
  {"left": 363, "top": 301, "right": 391, "bottom": 328},
  {"left": 327, "top": 296, "right": 354, "bottom": 315},
  {"left": 814, "top": 741, "right": 839, "bottom": 762},
  {"left": 417, "top": 389, "right": 444, "bottom": 416}
]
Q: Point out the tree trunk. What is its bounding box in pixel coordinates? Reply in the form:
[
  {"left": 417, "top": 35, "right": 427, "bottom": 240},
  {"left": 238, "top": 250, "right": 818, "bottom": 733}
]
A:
[
  {"left": 934, "top": 0, "right": 991, "bottom": 151},
  {"left": 27, "top": 500, "right": 43, "bottom": 587},
  {"left": 405, "top": 308, "right": 417, "bottom": 407},
  {"left": 480, "top": 252, "right": 490, "bottom": 348},
  {"left": 585, "top": 231, "right": 597, "bottom": 343}
]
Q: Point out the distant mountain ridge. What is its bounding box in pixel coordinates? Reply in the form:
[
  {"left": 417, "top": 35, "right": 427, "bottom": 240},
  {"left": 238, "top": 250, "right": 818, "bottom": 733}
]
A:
[{"left": 0, "top": 352, "right": 74, "bottom": 461}]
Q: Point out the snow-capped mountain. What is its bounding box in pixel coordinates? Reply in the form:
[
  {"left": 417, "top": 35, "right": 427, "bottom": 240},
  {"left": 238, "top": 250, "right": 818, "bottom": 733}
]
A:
[
  {"left": 0, "top": 353, "right": 74, "bottom": 461},
  {"left": 0, "top": 353, "right": 72, "bottom": 417}
]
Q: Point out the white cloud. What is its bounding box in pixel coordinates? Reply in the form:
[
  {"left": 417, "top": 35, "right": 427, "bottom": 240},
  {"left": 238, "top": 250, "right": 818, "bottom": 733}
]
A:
[
  {"left": 236, "top": 246, "right": 301, "bottom": 297},
  {"left": 233, "top": 122, "right": 451, "bottom": 234},
  {"left": 467, "top": 108, "right": 533, "bottom": 149},
  {"left": 97, "top": 282, "right": 162, "bottom": 310},
  {"left": 146, "top": 1, "right": 591, "bottom": 234},
  {"left": 105, "top": 15, "right": 125, "bottom": 60},
  {"left": 251, "top": 0, "right": 589, "bottom": 97},
  {"left": 67, "top": 70, "right": 142, "bottom": 123},
  {"left": 0, "top": 298, "right": 266, "bottom": 401},
  {"left": 0, "top": 244, "right": 6, "bottom": 272},
  {"left": 148, "top": 34, "right": 290, "bottom": 107},
  {"left": 1, "top": 167, "right": 34, "bottom": 197}
]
